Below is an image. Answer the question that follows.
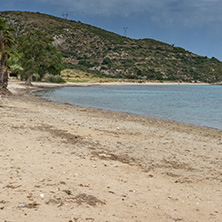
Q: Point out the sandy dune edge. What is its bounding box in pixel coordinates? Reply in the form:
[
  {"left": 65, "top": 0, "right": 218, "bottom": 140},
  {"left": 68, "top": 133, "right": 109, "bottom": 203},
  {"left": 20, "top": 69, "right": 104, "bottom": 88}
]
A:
[{"left": 0, "top": 82, "right": 221, "bottom": 222}]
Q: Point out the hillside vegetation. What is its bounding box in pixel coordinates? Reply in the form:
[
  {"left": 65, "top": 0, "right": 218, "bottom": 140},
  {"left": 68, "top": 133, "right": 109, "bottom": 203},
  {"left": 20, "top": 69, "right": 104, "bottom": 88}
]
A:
[{"left": 1, "top": 11, "right": 222, "bottom": 83}]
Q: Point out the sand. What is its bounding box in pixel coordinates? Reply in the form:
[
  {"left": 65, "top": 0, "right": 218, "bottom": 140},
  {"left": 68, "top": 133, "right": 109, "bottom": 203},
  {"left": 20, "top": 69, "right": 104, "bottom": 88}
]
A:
[{"left": 0, "top": 81, "right": 221, "bottom": 222}]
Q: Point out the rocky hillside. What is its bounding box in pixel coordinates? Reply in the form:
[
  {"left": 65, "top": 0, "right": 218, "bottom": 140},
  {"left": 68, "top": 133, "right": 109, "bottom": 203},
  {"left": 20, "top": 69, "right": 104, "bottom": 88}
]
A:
[{"left": 1, "top": 11, "right": 222, "bottom": 82}]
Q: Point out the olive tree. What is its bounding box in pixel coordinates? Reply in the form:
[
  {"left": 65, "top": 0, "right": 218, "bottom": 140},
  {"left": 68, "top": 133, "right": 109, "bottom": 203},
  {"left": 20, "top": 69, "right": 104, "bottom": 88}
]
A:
[{"left": 18, "top": 30, "right": 64, "bottom": 85}]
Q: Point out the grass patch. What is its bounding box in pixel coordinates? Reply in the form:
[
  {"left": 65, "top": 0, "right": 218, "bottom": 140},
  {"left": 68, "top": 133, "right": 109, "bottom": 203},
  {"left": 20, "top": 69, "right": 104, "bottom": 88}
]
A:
[
  {"left": 61, "top": 69, "right": 119, "bottom": 83},
  {"left": 65, "top": 190, "right": 72, "bottom": 195}
]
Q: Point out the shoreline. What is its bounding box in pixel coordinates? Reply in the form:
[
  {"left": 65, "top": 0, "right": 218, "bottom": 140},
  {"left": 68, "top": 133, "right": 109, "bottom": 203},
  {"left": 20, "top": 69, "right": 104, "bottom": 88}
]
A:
[
  {"left": 32, "top": 80, "right": 210, "bottom": 87},
  {"left": 1, "top": 81, "right": 222, "bottom": 221},
  {"left": 7, "top": 79, "right": 210, "bottom": 88},
  {"left": 30, "top": 81, "right": 221, "bottom": 131}
]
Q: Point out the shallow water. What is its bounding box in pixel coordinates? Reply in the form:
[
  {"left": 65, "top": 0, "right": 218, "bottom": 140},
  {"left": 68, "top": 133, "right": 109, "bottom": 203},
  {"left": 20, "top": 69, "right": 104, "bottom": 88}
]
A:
[{"left": 35, "top": 84, "right": 222, "bottom": 129}]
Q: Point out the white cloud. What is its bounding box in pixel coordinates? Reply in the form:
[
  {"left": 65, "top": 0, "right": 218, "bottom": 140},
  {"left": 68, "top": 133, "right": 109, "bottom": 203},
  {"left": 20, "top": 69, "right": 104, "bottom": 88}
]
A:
[{"left": 40, "top": 0, "right": 222, "bottom": 27}]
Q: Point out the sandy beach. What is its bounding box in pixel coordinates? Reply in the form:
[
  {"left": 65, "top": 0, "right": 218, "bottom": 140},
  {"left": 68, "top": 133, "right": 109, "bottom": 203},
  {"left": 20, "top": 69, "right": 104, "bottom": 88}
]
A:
[{"left": 0, "top": 81, "right": 221, "bottom": 222}]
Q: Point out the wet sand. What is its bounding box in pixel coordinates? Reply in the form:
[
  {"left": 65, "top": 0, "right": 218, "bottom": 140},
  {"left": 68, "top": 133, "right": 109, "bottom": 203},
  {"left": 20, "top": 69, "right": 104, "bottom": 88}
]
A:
[{"left": 0, "top": 81, "right": 221, "bottom": 222}]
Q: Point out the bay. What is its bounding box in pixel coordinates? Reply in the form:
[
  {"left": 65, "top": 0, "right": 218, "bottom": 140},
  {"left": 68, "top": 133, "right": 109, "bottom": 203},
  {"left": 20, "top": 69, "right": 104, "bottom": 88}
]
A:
[{"left": 35, "top": 85, "right": 222, "bottom": 129}]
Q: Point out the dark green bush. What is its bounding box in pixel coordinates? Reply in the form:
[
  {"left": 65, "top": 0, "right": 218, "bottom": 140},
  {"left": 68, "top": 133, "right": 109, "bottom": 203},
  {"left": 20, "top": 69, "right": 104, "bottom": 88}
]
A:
[
  {"left": 44, "top": 74, "right": 66, "bottom": 83},
  {"left": 102, "top": 57, "right": 112, "bottom": 65}
]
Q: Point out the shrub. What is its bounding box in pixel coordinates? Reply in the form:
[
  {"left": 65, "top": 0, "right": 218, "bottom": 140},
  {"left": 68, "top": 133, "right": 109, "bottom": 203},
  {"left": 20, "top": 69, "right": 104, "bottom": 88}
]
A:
[
  {"left": 32, "top": 73, "right": 41, "bottom": 81},
  {"left": 78, "top": 60, "right": 93, "bottom": 68},
  {"left": 102, "top": 57, "right": 112, "bottom": 65},
  {"left": 44, "top": 74, "right": 66, "bottom": 83},
  {"left": 93, "top": 61, "right": 100, "bottom": 66}
]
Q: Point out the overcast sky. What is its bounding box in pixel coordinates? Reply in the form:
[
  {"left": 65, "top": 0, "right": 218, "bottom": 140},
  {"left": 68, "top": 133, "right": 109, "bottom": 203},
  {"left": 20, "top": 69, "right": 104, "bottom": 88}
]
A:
[{"left": 1, "top": 0, "right": 222, "bottom": 60}]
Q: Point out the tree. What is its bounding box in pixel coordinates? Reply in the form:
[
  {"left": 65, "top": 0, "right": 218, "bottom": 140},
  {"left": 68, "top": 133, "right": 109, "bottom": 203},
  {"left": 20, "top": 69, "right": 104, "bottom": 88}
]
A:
[
  {"left": 18, "top": 30, "right": 64, "bottom": 85},
  {"left": 0, "top": 18, "right": 15, "bottom": 90},
  {"left": 6, "top": 48, "right": 22, "bottom": 78}
]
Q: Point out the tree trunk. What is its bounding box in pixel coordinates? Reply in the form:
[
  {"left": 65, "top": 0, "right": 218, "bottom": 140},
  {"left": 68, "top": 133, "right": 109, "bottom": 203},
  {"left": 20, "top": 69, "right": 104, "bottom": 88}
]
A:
[
  {"left": 2, "top": 52, "right": 9, "bottom": 89},
  {"left": 2, "top": 70, "right": 8, "bottom": 89},
  {"left": 0, "top": 43, "right": 5, "bottom": 87},
  {"left": 25, "top": 75, "right": 33, "bottom": 86},
  {"left": 0, "top": 67, "right": 4, "bottom": 85}
]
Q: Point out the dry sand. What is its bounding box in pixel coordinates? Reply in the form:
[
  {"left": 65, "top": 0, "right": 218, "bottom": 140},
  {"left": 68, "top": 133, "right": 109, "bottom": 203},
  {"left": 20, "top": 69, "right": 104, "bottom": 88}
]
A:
[{"left": 0, "top": 81, "right": 221, "bottom": 222}]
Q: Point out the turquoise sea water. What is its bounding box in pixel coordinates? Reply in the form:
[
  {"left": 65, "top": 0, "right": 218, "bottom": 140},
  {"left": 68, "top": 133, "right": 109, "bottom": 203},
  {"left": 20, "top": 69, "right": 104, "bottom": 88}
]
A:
[{"left": 35, "top": 85, "right": 222, "bottom": 129}]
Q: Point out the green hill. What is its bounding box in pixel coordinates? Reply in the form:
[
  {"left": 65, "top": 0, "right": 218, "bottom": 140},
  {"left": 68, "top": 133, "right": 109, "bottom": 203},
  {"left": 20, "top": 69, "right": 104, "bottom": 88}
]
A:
[{"left": 1, "top": 10, "right": 222, "bottom": 83}]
